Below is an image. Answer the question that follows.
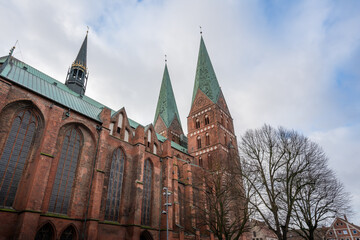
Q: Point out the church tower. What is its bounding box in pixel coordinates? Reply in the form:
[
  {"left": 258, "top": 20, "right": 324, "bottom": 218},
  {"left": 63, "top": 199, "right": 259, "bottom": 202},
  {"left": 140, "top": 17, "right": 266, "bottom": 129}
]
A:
[
  {"left": 154, "top": 62, "right": 185, "bottom": 146},
  {"left": 65, "top": 33, "right": 88, "bottom": 96},
  {"left": 187, "top": 35, "right": 237, "bottom": 169}
]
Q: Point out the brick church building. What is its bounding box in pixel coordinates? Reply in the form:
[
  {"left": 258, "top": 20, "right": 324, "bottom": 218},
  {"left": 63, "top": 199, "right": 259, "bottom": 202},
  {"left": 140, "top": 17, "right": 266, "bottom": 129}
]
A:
[{"left": 0, "top": 32, "right": 239, "bottom": 240}]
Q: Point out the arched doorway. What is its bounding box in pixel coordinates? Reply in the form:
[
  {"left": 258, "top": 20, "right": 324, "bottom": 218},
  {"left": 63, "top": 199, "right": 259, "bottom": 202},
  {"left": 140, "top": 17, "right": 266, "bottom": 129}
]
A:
[{"left": 140, "top": 230, "right": 153, "bottom": 240}]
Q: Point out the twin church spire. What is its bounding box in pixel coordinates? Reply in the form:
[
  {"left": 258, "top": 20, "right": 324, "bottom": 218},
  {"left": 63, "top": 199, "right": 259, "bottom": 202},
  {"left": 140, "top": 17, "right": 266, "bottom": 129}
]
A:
[
  {"left": 191, "top": 36, "right": 221, "bottom": 106},
  {"left": 154, "top": 35, "right": 226, "bottom": 146}
]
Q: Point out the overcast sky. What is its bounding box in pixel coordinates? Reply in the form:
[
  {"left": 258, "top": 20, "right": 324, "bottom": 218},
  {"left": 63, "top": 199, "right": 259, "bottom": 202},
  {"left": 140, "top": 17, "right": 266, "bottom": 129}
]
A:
[{"left": 1, "top": 0, "right": 359, "bottom": 224}]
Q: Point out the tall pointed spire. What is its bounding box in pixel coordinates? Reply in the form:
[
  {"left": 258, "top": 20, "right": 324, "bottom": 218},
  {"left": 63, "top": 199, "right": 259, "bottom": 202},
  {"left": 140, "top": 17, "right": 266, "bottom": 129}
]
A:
[
  {"left": 65, "top": 32, "right": 89, "bottom": 96},
  {"left": 74, "top": 32, "right": 87, "bottom": 68},
  {"left": 191, "top": 36, "right": 221, "bottom": 105},
  {"left": 154, "top": 63, "right": 182, "bottom": 129}
]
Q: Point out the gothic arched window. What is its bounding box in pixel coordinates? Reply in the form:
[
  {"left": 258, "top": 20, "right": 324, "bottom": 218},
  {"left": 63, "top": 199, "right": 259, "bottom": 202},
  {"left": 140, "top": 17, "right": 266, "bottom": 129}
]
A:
[
  {"left": 199, "top": 157, "right": 203, "bottom": 167},
  {"left": 49, "top": 128, "right": 82, "bottom": 214},
  {"left": 147, "top": 130, "right": 152, "bottom": 147},
  {"left": 60, "top": 225, "right": 76, "bottom": 240},
  {"left": 204, "top": 115, "right": 210, "bottom": 125},
  {"left": 205, "top": 133, "right": 210, "bottom": 146},
  {"left": 141, "top": 159, "right": 152, "bottom": 225},
  {"left": 153, "top": 143, "right": 157, "bottom": 155},
  {"left": 220, "top": 114, "right": 224, "bottom": 125},
  {"left": 105, "top": 148, "right": 125, "bottom": 221},
  {"left": 109, "top": 122, "right": 114, "bottom": 135},
  {"left": 0, "top": 109, "right": 38, "bottom": 207},
  {"left": 35, "top": 223, "right": 54, "bottom": 240},
  {"left": 197, "top": 136, "right": 201, "bottom": 149},
  {"left": 224, "top": 133, "right": 227, "bottom": 145},
  {"left": 124, "top": 129, "right": 129, "bottom": 142},
  {"left": 195, "top": 119, "right": 200, "bottom": 129},
  {"left": 118, "top": 113, "right": 123, "bottom": 129}
]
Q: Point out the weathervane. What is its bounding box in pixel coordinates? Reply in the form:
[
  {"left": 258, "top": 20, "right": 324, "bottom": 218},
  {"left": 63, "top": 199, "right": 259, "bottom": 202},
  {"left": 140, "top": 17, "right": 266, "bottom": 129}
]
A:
[
  {"left": 87, "top": 26, "right": 89, "bottom": 35},
  {"left": 200, "top": 26, "right": 202, "bottom": 35},
  {"left": 165, "top": 54, "right": 167, "bottom": 64}
]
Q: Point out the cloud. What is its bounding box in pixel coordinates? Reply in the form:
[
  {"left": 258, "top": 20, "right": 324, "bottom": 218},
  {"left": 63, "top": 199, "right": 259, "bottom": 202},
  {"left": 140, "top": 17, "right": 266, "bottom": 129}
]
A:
[{"left": 1, "top": 0, "right": 359, "bottom": 223}]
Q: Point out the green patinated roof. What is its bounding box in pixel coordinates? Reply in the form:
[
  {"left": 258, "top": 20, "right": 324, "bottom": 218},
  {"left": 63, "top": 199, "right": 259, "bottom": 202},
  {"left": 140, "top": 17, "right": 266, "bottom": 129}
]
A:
[
  {"left": 0, "top": 56, "right": 145, "bottom": 128},
  {"left": 191, "top": 36, "right": 221, "bottom": 105},
  {"left": 154, "top": 64, "right": 182, "bottom": 129},
  {"left": 171, "top": 141, "right": 188, "bottom": 154},
  {"left": 156, "top": 133, "right": 167, "bottom": 142},
  {"left": 0, "top": 55, "right": 186, "bottom": 153}
]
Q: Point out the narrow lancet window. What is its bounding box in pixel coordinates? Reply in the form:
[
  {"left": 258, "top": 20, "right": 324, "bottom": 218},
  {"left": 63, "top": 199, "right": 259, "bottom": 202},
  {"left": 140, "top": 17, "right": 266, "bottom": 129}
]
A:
[
  {"left": 105, "top": 148, "right": 125, "bottom": 221},
  {"left": 124, "top": 129, "right": 129, "bottom": 142},
  {"left": 205, "top": 133, "right": 210, "bottom": 146},
  {"left": 0, "top": 109, "right": 38, "bottom": 207},
  {"left": 49, "top": 128, "right": 82, "bottom": 214},
  {"left": 141, "top": 159, "right": 152, "bottom": 225},
  {"left": 118, "top": 113, "right": 123, "bottom": 129},
  {"left": 197, "top": 136, "right": 201, "bottom": 149},
  {"left": 195, "top": 119, "right": 200, "bottom": 129},
  {"left": 204, "top": 115, "right": 209, "bottom": 125}
]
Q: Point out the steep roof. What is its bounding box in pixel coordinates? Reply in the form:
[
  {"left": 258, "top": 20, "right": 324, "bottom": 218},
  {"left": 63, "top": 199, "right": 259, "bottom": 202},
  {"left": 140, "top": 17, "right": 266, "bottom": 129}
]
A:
[
  {"left": 191, "top": 36, "right": 221, "bottom": 105},
  {"left": 154, "top": 64, "right": 182, "bottom": 128}
]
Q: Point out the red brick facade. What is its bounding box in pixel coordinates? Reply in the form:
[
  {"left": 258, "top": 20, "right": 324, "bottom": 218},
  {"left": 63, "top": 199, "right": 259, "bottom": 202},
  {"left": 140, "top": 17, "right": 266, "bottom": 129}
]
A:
[{"left": 0, "top": 36, "right": 240, "bottom": 240}]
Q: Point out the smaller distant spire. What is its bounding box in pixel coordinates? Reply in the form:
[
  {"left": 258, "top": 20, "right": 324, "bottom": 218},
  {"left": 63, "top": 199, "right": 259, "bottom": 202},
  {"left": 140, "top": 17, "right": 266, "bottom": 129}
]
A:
[
  {"left": 65, "top": 31, "right": 89, "bottom": 96},
  {"left": 0, "top": 45, "right": 16, "bottom": 73},
  {"left": 9, "top": 45, "right": 15, "bottom": 56},
  {"left": 154, "top": 63, "right": 182, "bottom": 129}
]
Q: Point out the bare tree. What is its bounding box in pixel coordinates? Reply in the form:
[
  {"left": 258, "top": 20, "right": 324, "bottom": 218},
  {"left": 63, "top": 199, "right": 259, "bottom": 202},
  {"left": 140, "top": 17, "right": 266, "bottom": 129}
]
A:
[
  {"left": 240, "top": 125, "right": 326, "bottom": 240},
  {"left": 291, "top": 152, "right": 351, "bottom": 240},
  {"left": 191, "top": 150, "right": 252, "bottom": 240}
]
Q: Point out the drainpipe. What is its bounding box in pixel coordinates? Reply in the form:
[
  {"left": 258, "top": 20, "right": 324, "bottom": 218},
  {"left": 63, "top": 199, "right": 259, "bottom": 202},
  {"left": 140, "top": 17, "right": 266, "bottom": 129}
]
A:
[
  {"left": 82, "top": 125, "right": 102, "bottom": 239},
  {"left": 159, "top": 158, "right": 163, "bottom": 240}
]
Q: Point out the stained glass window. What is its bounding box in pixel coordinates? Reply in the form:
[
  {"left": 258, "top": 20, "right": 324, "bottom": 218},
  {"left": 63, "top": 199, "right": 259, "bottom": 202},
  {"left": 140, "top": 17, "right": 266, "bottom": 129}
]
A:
[
  {"left": 141, "top": 159, "right": 152, "bottom": 225},
  {"left": 48, "top": 128, "right": 82, "bottom": 214},
  {"left": 0, "top": 109, "right": 37, "bottom": 207},
  {"left": 105, "top": 148, "right": 125, "bottom": 221}
]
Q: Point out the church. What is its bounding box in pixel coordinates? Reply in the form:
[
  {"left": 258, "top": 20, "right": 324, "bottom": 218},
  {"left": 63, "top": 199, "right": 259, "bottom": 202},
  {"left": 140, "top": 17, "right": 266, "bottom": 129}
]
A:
[{"left": 0, "top": 32, "right": 239, "bottom": 240}]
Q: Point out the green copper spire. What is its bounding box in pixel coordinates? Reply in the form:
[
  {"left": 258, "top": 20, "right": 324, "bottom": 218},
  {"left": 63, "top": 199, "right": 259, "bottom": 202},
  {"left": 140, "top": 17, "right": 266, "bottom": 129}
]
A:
[
  {"left": 191, "top": 36, "right": 221, "bottom": 105},
  {"left": 154, "top": 64, "right": 182, "bottom": 128}
]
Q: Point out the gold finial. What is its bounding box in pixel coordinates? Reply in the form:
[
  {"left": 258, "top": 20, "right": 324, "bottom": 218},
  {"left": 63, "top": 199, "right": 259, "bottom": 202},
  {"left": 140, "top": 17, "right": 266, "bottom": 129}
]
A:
[
  {"left": 200, "top": 26, "right": 202, "bottom": 35},
  {"left": 165, "top": 54, "right": 167, "bottom": 64}
]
